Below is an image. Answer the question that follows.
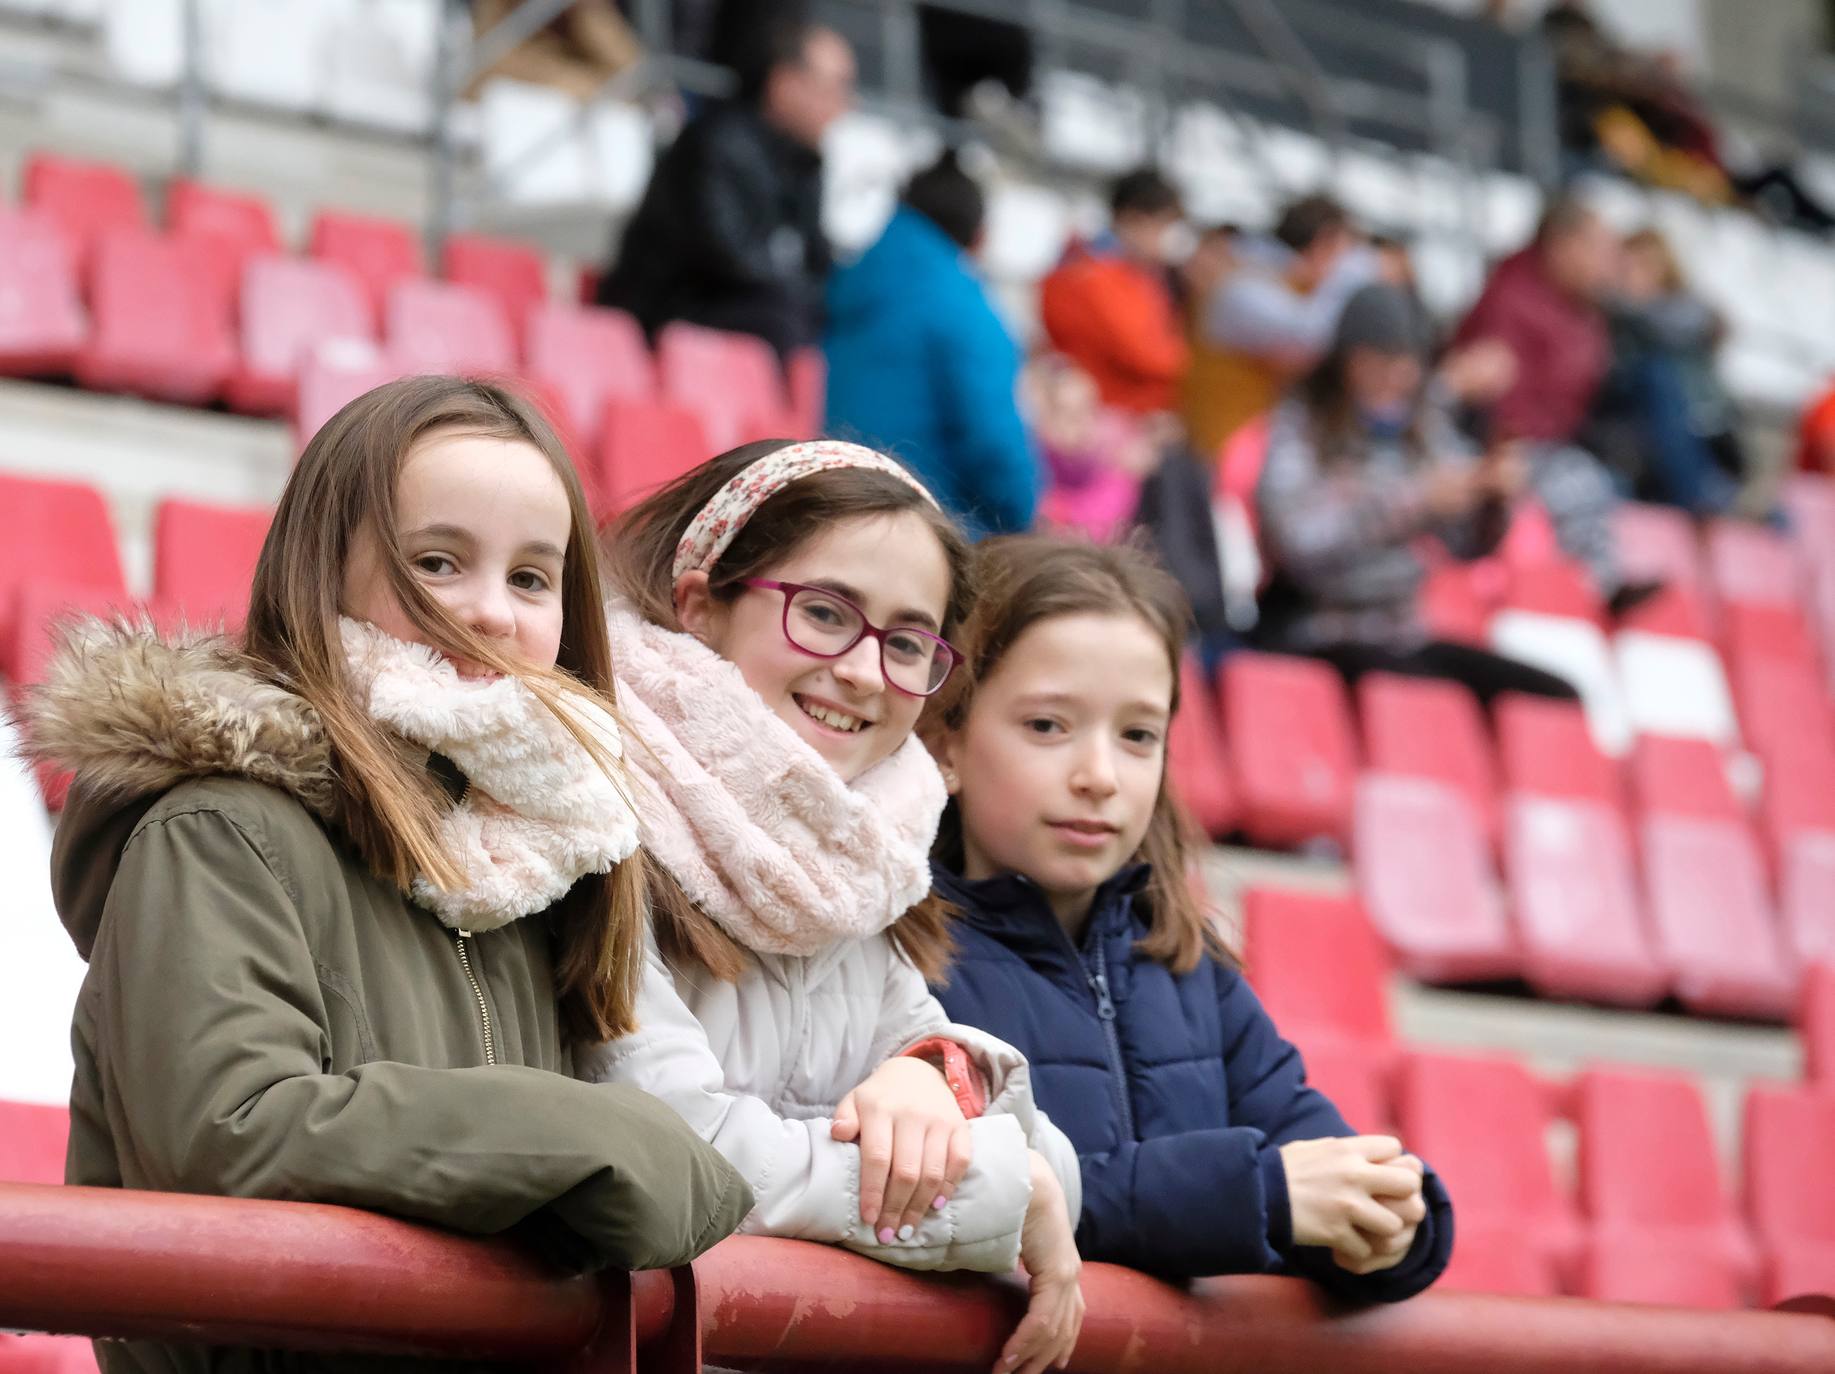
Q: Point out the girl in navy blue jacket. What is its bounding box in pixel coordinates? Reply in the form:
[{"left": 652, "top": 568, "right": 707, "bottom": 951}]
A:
[{"left": 924, "top": 535, "right": 1452, "bottom": 1300}]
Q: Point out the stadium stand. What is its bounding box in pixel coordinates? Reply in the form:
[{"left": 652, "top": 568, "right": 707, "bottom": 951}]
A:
[{"left": 1218, "top": 652, "right": 1357, "bottom": 850}]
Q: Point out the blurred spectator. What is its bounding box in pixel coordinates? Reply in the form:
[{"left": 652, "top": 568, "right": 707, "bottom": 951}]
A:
[
  {"left": 1027, "top": 354, "right": 1152, "bottom": 543},
  {"left": 1453, "top": 198, "right": 1642, "bottom": 606},
  {"left": 467, "top": 0, "right": 640, "bottom": 101},
  {"left": 1184, "top": 195, "right": 1377, "bottom": 460},
  {"left": 1585, "top": 228, "right": 1746, "bottom": 515},
  {"left": 1256, "top": 284, "right": 1579, "bottom": 704},
  {"left": 1039, "top": 168, "right": 1189, "bottom": 416},
  {"left": 596, "top": 12, "right": 852, "bottom": 355},
  {"left": 823, "top": 153, "right": 1038, "bottom": 540},
  {"left": 1798, "top": 378, "right": 1835, "bottom": 476}
]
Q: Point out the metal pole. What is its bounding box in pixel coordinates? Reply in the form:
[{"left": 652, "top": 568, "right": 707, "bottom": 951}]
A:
[
  {"left": 176, "top": 0, "right": 205, "bottom": 177},
  {"left": 426, "top": 0, "right": 465, "bottom": 266}
]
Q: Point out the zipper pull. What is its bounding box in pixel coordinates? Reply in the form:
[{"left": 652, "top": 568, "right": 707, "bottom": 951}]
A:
[
  {"left": 1090, "top": 971, "right": 1117, "bottom": 1021},
  {"left": 457, "top": 929, "right": 473, "bottom": 940}
]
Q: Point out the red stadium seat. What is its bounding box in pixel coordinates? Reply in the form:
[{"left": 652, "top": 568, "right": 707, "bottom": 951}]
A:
[
  {"left": 1573, "top": 1067, "right": 1754, "bottom": 1297},
  {"left": 1503, "top": 558, "right": 1603, "bottom": 623},
  {"left": 1725, "top": 601, "right": 1820, "bottom": 670},
  {"left": 1395, "top": 1050, "right": 1581, "bottom": 1285},
  {"left": 1734, "top": 655, "right": 1835, "bottom": 764},
  {"left": 1356, "top": 774, "right": 1513, "bottom": 983},
  {"left": 384, "top": 278, "right": 515, "bottom": 378},
  {"left": 1744, "top": 1083, "right": 1835, "bottom": 1305},
  {"left": 441, "top": 232, "right": 547, "bottom": 346},
  {"left": 225, "top": 255, "right": 373, "bottom": 416},
  {"left": 5, "top": 579, "right": 141, "bottom": 688},
  {"left": 1641, "top": 813, "right": 1794, "bottom": 1019},
  {"left": 523, "top": 303, "right": 654, "bottom": 453},
  {"left": 1630, "top": 734, "right": 1743, "bottom": 824},
  {"left": 0, "top": 1100, "right": 68, "bottom": 1185},
  {"left": 1494, "top": 693, "right": 1625, "bottom": 814},
  {"left": 1438, "top": 1221, "right": 1560, "bottom": 1296},
  {"left": 308, "top": 209, "right": 425, "bottom": 326},
  {"left": 594, "top": 399, "right": 710, "bottom": 518},
  {"left": 1166, "top": 654, "right": 1235, "bottom": 838},
  {"left": 788, "top": 347, "right": 826, "bottom": 439},
  {"left": 1356, "top": 673, "right": 1498, "bottom": 844},
  {"left": 1803, "top": 963, "right": 1835, "bottom": 1084},
  {"left": 0, "top": 209, "right": 86, "bottom": 377},
  {"left": 73, "top": 230, "right": 237, "bottom": 405},
  {"left": 21, "top": 151, "right": 148, "bottom": 280},
  {"left": 1418, "top": 561, "right": 1494, "bottom": 645},
  {"left": 1218, "top": 653, "right": 1357, "bottom": 850},
  {"left": 165, "top": 178, "right": 283, "bottom": 319},
  {"left": 1613, "top": 502, "right": 1708, "bottom": 606},
  {"left": 1241, "top": 887, "right": 1392, "bottom": 1052},
  {"left": 1708, "top": 519, "right": 1804, "bottom": 612},
  {"left": 0, "top": 474, "right": 125, "bottom": 668},
  {"left": 294, "top": 343, "right": 403, "bottom": 448},
  {"left": 657, "top": 322, "right": 795, "bottom": 450},
  {"left": 1503, "top": 795, "right": 1664, "bottom": 1006},
  {"left": 1578, "top": 1234, "right": 1742, "bottom": 1308},
  {"left": 151, "top": 499, "right": 272, "bottom": 632},
  {"left": 1297, "top": 1040, "right": 1388, "bottom": 1135}
]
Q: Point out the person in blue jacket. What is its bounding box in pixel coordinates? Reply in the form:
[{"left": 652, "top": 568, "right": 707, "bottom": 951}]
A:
[
  {"left": 922, "top": 535, "right": 1453, "bottom": 1299},
  {"left": 824, "top": 152, "right": 1040, "bottom": 539}
]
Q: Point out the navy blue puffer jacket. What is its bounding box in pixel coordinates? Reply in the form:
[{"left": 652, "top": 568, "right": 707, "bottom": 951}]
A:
[{"left": 931, "top": 862, "right": 1452, "bottom": 1300}]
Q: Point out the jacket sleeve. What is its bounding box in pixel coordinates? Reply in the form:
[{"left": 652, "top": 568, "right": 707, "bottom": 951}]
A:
[
  {"left": 1453, "top": 274, "right": 1543, "bottom": 441},
  {"left": 931, "top": 287, "right": 1041, "bottom": 536},
  {"left": 679, "top": 124, "right": 788, "bottom": 290},
  {"left": 89, "top": 802, "right": 750, "bottom": 1273},
  {"left": 1072, "top": 969, "right": 1450, "bottom": 1300},
  {"left": 579, "top": 940, "right": 1036, "bottom": 1273},
  {"left": 1047, "top": 264, "right": 1190, "bottom": 396}
]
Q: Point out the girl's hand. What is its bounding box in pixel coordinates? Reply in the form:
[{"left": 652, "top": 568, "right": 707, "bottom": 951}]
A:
[
  {"left": 832, "top": 1055, "right": 973, "bottom": 1238},
  {"left": 996, "top": 1150, "right": 1085, "bottom": 1374},
  {"left": 1278, "top": 1135, "right": 1424, "bottom": 1263},
  {"left": 1332, "top": 1155, "right": 1428, "bottom": 1275}
]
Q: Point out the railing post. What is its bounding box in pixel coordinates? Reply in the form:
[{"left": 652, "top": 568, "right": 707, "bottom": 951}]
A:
[{"left": 641, "top": 1266, "right": 701, "bottom": 1374}]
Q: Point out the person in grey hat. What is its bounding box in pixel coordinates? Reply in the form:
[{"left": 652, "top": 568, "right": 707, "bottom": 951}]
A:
[{"left": 1252, "top": 282, "right": 1581, "bottom": 704}]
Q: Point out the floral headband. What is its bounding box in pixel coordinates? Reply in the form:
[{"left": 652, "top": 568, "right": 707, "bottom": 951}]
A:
[{"left": 670, "top": 440, "right": 939, "bottom": 583}]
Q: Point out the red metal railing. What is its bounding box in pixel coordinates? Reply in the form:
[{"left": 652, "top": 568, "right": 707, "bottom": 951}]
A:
[{"left": 3, "top": 1181, "right": 1835, "bottom": 1372}]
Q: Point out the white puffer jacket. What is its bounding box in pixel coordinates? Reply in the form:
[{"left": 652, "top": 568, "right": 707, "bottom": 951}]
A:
[{"left": 582, "top": 931, "right": 1082, "bottom": 1272}]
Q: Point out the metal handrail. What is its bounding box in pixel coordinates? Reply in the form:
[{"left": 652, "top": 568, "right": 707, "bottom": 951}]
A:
[{"left": 4, "top": 1182, "right": 1835, "bottom": 1373}]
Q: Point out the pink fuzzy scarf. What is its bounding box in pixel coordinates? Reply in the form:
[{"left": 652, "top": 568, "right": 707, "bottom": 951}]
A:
[{"left": 608, "top": 603, "right": 945, "bottom": 957}]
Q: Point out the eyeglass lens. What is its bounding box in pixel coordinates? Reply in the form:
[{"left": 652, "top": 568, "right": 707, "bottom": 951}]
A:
[{"left": 785, "top": 586, "right": 949, "bottom": 694}]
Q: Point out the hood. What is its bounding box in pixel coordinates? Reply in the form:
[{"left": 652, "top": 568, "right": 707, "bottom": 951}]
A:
[
  {"left": 827, "top": 206, "right": 963, "bottom": 329},
  {"left": 20, "top": 620, "right": 336, "bottom": 959}
]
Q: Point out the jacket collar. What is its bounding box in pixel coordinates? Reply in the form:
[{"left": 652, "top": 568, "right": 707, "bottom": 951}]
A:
[{"left": 933, "top": 860, "right": 1151, "bottom": 959}]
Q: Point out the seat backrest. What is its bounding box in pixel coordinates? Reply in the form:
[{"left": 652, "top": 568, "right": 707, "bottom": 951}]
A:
[
  {"left": 1575, "top": 1066, "right": 1731, "bottom": 1231},
  {"left": 1490, "top": 609, "right": 1631, "bottom": 757},
  {"left": 595, "top": 400, "right": 711, "bottom": 518},
  {"left": 86, "top": 228, "right": 234, "bottom": 362},
  {"left": 1630, "top": 735, "right": 1743, "bottom": 823},
  {"left": 1744, "top": 1084, "right": 1835, "bottom": 1244},
  {"left": 1241, "top": 887, "right": 1391, "bottom": 1046},
  {"left": 1166, "top": 653, "right": 1236, "bottom": 838},
  {"left": 1356, "top": 672, "right": 1498, "bottom": 838},
  {"left": 1803, "top": 962, "right": 1835, "bottom": 1085},
  {"left": 1613, "top": 502, "right": 1708, "bottom": 602},
  {"left": 166, "top": 178, "right": 283, "bottom": 317},
  {"left": 0, "top": 1100, "right": 69, "bottom": 1185},
  {"left": 1503, "top": 559, "right": 1603, "bottom": 623},
  {"left": 238, "top": 254, "right": 373, "bottom": 382},
  {"left": 1734, "top": 655, "right": 1835, "bottom": 764},
  {"left": 294, "top": 342, "right": 404, "bottom": 447},
  {"left": 441, "top": 232, "right": 547, "bottom": 342},
  {"left": 1218, "top": 652, "right": 1358, "bottom": 849},
  {"left": 5, "top": 578, "right": 141, "bottom": 687},
  {"left": 1708, "top": 519, "right": 1804, "bottom": 612},
  {"left": 1724, "top": 601, "right": 1820, "bottom": 670},
  {"left": 656, "top": 322, "right": 790, "bottom": 450},
  {"left": 152, "top": 499, "right": 272, "bottom": 629},
  {"left": 523, "top": 303, "right": 654, "bottom": 446},
  {"left": 0, "top": 208, "right": 85, "bottom": 367},
  {"left": 1494, "top": 693, "right": 1624, "bottom": 811},
  {"left": 0, "top": 474, "right": 124, "bottom": 665},
  {"left": 308, "top": 209, "right": 425, "bottom": 324},
  {"left": 1396, "top": 1050, "right": 1564, "bottom": 1223},
  {"left": 22, "top": 151, "right": 148, "bottom": 275},
  {"left": 385, "top": 278, "right": 515, "bottom": 378}
]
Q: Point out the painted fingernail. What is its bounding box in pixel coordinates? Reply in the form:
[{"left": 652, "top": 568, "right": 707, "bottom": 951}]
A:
[
  {"left": 878, "top": 1227, "right": 897, "bottom": 1244},
  {"left": 933, "top": 1194, "right": 949, "bottom": 1210},
  {"left": 897, "top": 1224, "right": 915, "bottom": 1241}
]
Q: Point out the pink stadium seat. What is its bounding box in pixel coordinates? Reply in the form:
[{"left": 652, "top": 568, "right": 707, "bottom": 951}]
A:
[
  {"left": 1297, "top": 1041, "right": 1388, "bottom": 1134},
  {"left": 1356, "top": 673, "right": 1498, "bottom": 844},
  {"left": 1573, "top": 1067, "right": 1755, "bottom": 1299},
  {"left": 0, "top": 1100, "right": 68, "bottom": 1185},
  {"left": 1630, "top": 735, "right": 1743, "bottom": 823},
  {"left": 1218, "top": 653, "right": 1357, "bottom": 850},
  {"left": 1438, "top": 1221, "right": 1560, "bottom": 1296},
  {"left": 1744, "top": 1083, "right": 1835, "bottom": 1305},
  {"left": 1503, "top": 795, "right": 1664, "bottom": 1006},
  {"left": 1803, "top": 963, "right": 1835, "bottom": 1084},
  {"left": 1418, "top": 561, "right": 1493, "bottom": 645},
  {"left": 594, "top": 399, "right": 710, "bottom": 519},
  {"left": 225, "top": 255, "right": 373, "bottom": 416},
  {"left": 1355, "top": 774, "right": 1514, "bottom": 983},
  {"left": 308, "top": 209, "right": 425, "bottom": 326},
  {"left": 151, "top": 499, "right": 272, "bottom": 631},
  {"left": 788, "top": 347, "right": 826, "bottom": 440},
  {"left": 1395, "top": 1050, "right": 1581, "bottom": 1286},
  {"left": 73, "top": 230, "right": 237, "bottom": 405},
  {"left": 1241, "top": 887, "right": 1392, "bottom": 1051},
  {"left": 294, "top": 344, "right": 404, "bottom": 448},
  {"left": 384, "top": 278, "right": 515, "bottom": 378},
  {"left": 523, "top": 303, "right": 654, "bottom": 453},
  {"left": 0, "top": 474, "right": 125, "bottom": 668},
  {"left": 1725, "top": 601, "right": 1820, "bottom": 670},
  {"left": 1759, "top": 746, "right": 1835, "bottom": 969},
  {"left": 1734, "top": 655, "right": 1835, "bottom": 764},
  {"left": 0, "top": 209, "right": 85, "bottom": 376},
  {"left": 1166, "top": 654, "right": 1235, "bottom": 838},
  {"left": 1503, "top": 558, "right": 1603, "bottom": 623},
  {"left": 1613, "top": 502, "right": 1708, "bottom": 606},
  {"left": 5, "top": 578, "right": 141, "bottom": 688},
  {"left": 1708, "top": 519, "right": 1804, "bottom": 612},
  {"left": 165, "top": 178, "right": 283, "bottom": 319},
  {"left": 657, "top": 322, "right": 796, "bottom": 450},
  {"left": 1578, "top": 1235, "right": 1741, "bottom": 1308},
  {"left": 441, "top": 232, "right": 547, "bottom": 346},
  {"left": 1641, "top": 813, "right": 1794, "bottom": 1019},
  {"left": 21, "top": 151, "right": 148, "bottom": 280},
  {"left": 1494, "top": 693, "right": 1625, "bottom": 814}
]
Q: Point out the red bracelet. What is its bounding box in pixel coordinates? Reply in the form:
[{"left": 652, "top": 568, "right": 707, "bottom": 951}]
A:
[{"left": 900, "top": 1036, "right": 989, "bottom": 1119}]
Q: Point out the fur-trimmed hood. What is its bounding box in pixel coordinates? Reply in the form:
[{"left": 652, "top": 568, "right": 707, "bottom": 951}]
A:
[{"left": 21, "top": 620, "right": 337, "bottom": 958}]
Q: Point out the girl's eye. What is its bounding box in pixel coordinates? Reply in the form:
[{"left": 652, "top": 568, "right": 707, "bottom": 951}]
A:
[
  {"left": 510, "top": 568, "right": 551, "bottom": 592},
  {"left": 1023, "top": 717, "right": 1063, "bottom": 736},
  {"left": 1124, "top": 727, "right": 1163, "bottom": 748},
  {"left": 414, "top": 554, "right": 456, "bottom": 576}
]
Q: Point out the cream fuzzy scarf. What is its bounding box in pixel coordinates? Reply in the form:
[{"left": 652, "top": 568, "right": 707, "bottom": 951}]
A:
[
  {"left": 340, "top": 619, "right": 641, "bottom": 932},
  {"left": 608, "top": 603, "right": 945, "bottom": 956}
]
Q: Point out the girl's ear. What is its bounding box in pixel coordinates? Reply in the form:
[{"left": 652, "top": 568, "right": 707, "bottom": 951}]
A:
[
  {"left": 672, "top": 570, "right": 717, "bottom": 642},
  {"left": 933, "top": 727, "right": 964, "bottom": 795}
]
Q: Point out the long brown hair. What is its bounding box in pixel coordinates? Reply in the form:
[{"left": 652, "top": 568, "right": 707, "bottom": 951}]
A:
[
  {"left": 924, "top": 535, "right": 1228, "bottom": 975},
  {"left": 603, "top": 439, "right": 975, "bottom": 983},
  {"left": 242, "top": 374, "right": 644, "bottom": 1043}
]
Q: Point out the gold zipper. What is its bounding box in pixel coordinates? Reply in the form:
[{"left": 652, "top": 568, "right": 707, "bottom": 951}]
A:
[{"left": 453, "top": 930, "right": 497, "bottom": 1066}]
